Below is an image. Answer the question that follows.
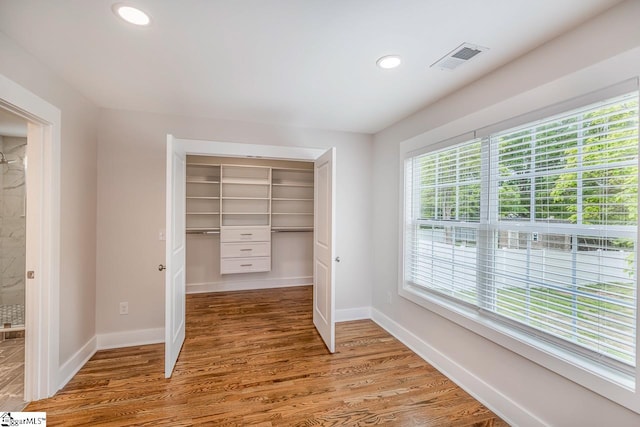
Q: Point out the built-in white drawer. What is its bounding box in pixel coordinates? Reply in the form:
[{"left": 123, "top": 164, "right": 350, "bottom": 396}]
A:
[
  {"left": 220, "top": 241, "right": 270, "bottom": 258},
  {"left": 220, "top": 257, "right": 271, "bottom": 274},
  {"left": 220, "top": 226, "right": 271, "bottom": 242}
]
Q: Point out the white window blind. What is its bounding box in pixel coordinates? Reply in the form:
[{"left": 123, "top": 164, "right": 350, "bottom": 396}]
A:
[{"left": 404, "top": 91, "right": 639, "bottom": 371}]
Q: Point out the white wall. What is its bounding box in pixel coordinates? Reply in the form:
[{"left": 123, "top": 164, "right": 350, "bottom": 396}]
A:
[
  {"left": 95, "top": 109, "right": 372, "bottom": 338},
  {"left": 0, "top": 136, "right": 27, "bottom": 307},
  {"left": 372, "top": 1, "right": 640, "bottom": 425},
  {"left": 0, "top": 32, "right": 98, "bottom": 367}
]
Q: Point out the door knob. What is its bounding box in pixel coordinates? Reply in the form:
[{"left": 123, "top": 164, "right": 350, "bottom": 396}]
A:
[{"left": 158, "top": 264, "right": 166, "bottom": 271}]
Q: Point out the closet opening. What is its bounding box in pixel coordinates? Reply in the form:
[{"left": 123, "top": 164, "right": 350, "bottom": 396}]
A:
[
  {"left": 164, "top": 137, "right": 335, "bottom": 377},
  {"left": 185, "top": 156, "right": 314, "bottom": 293}
]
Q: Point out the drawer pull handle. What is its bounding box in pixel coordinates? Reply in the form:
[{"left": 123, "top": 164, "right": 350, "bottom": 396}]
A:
[
  {"left": 240, "top": 264, "right": 253, "bottom": 267},
  {"left": 240, "top": 249, "right": 252, "bottom": 252},
  {"left": 240, "top": 233, "right": 253, "bottom": 236}
]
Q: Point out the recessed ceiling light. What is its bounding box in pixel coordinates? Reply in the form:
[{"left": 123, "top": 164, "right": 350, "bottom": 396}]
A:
[
  {"left": 376, "top": 55, "right": 401, "bottom": 69},
  {"left": 112, "top": 3, "right": 151, "bottom": 26}
]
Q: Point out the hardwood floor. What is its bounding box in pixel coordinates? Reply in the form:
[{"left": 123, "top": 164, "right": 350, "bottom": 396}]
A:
[
  {"left": 0, "top": 336, "right": 25, "bottom": 411},
  {"left": 27, "top": 286, "right": 508, "bottom": 426}
]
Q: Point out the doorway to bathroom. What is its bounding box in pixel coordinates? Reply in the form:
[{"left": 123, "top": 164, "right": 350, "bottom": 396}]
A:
[
  {"left": 0, "top": 107, "right": 27, "bottom": 410},
  {"left": 0, "top": 72, "right": 62, "bottom": 405}
]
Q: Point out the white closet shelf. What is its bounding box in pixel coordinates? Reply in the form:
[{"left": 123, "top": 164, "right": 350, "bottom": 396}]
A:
[
  {"left": 271, "top": 226, "right": 314, "bottom": 231},
  {"left": 186, "top": 179, "right": 220, "bottom": 184},
  {"left": 272, "top": 167, "right": 313, "bottom": 172},
  {"left": 186, "top": 227, "right": 220, "bottom": 232},
  {"left": 187, "top": 196, "right": 220, "bottom": 200},
  {"left": 222, "top": 196, "right": 270, "bottom": 200},
  {"left": 222, "top": 178, "right": 270, "bottom": 185},
  {"left": 271, "top": 213, "right": 313, "bottom": 215},
  {"left": 272, "top": 198, "right": 313, "bottom": 201},
  {"left": 223, "top": 212, "right": 270, "bottom": 215},
  {"left": 186, "top": 212, "right": 220, "bottom": 215},
  {"left": 272, "top": 182, "right": 313, "bottom": 187},
  {"left": 187, "top": 163, "right": 221, "bottom": 167}
]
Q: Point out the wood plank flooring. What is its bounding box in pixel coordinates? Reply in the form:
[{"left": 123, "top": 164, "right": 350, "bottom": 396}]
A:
[
  {"left": 0, "top": 337, "right": 25, "bottom": 411},
  {"left": 26, "top": 286, "right": 508, "bottom": 426}
]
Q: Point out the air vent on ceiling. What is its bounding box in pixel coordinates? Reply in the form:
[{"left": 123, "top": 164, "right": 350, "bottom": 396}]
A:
[{"left": 431, "top": 42, "right": 488, "bottom": 71}]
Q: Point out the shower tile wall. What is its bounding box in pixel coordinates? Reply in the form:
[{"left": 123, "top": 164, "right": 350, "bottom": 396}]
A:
[{"left": 0, "top": 136, "right": 26, "bottom": 311}]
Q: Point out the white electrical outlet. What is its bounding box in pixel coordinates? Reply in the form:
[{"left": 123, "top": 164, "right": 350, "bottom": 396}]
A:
[
  {"left": 159, "top": 229, "right": 166, "bottom": 241},
  {"left": 119, "top": 302, "right": 129, "bottom": 315}
]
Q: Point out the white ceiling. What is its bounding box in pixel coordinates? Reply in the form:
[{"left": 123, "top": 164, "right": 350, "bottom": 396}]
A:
[{"left": 0, "top": 0, "right": 625, "bottom": 134}]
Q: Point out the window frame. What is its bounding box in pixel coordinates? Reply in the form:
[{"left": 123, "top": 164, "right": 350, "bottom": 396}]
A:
[{"left": 398, "top": 81, "right": 640, "bottom": 414}]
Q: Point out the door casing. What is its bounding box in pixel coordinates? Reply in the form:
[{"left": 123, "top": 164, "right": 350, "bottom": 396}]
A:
[{"left": 164, "top": 137, "right": 336, "bottom": 375}]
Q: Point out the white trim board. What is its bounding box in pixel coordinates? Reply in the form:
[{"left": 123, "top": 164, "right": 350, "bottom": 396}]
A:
[
  {"left": 335, "top": 307, "right": 372, "bottom": 322},
  {"left": 178, "top": 138, "right": 325, "bottom": 161},
  {"left": 58, "top": 328, "right": 164, "bottom": 390},
  {"left": 371, "top": 308, "right": 545, "bottom": 427},
  {"left": 57, "top": 337, "right": 97, "bottom": 391},
  {"left": 187, "top": 277, "right": 312, "bottom": 294},
  {"left": 97, "top": 328, "right": 165, "bottom": 350}
]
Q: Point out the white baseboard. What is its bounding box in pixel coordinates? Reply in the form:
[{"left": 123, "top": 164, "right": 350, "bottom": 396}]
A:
[
  {"left": 371, "top": 308, "right": 545, "bottom": 427},
  {"left": 186, "top": 276, "right": 312, "bottom": 294},
  {"left": 97, "top": 327, "right": 164, "bottom": 350},
  {"left": 58, "top": 335, "right": 97, "bottom": 391},
  {"left": 336, "top": 306, "right": 371, "bottom": 322}
]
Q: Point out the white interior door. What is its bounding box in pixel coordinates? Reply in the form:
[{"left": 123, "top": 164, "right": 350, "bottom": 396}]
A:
[
  {"left": 313, "top": 147, "right": 336, "bottom": 353},
  {"left": 165, "top": 134, "right": 187, "bottom": 377}
]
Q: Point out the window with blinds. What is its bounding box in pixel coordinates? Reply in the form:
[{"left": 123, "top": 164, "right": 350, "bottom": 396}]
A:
[{"left": 404, "top": 91, "right": 639, "bottom": 372}]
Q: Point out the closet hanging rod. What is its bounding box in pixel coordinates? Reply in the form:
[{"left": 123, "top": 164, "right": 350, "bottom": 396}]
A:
[
  {"left": 271, "top": 229, "right": 314, "bottom": 233},
  {"left": 186, "top": 230, "right": 220, "bottom": 235}
]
